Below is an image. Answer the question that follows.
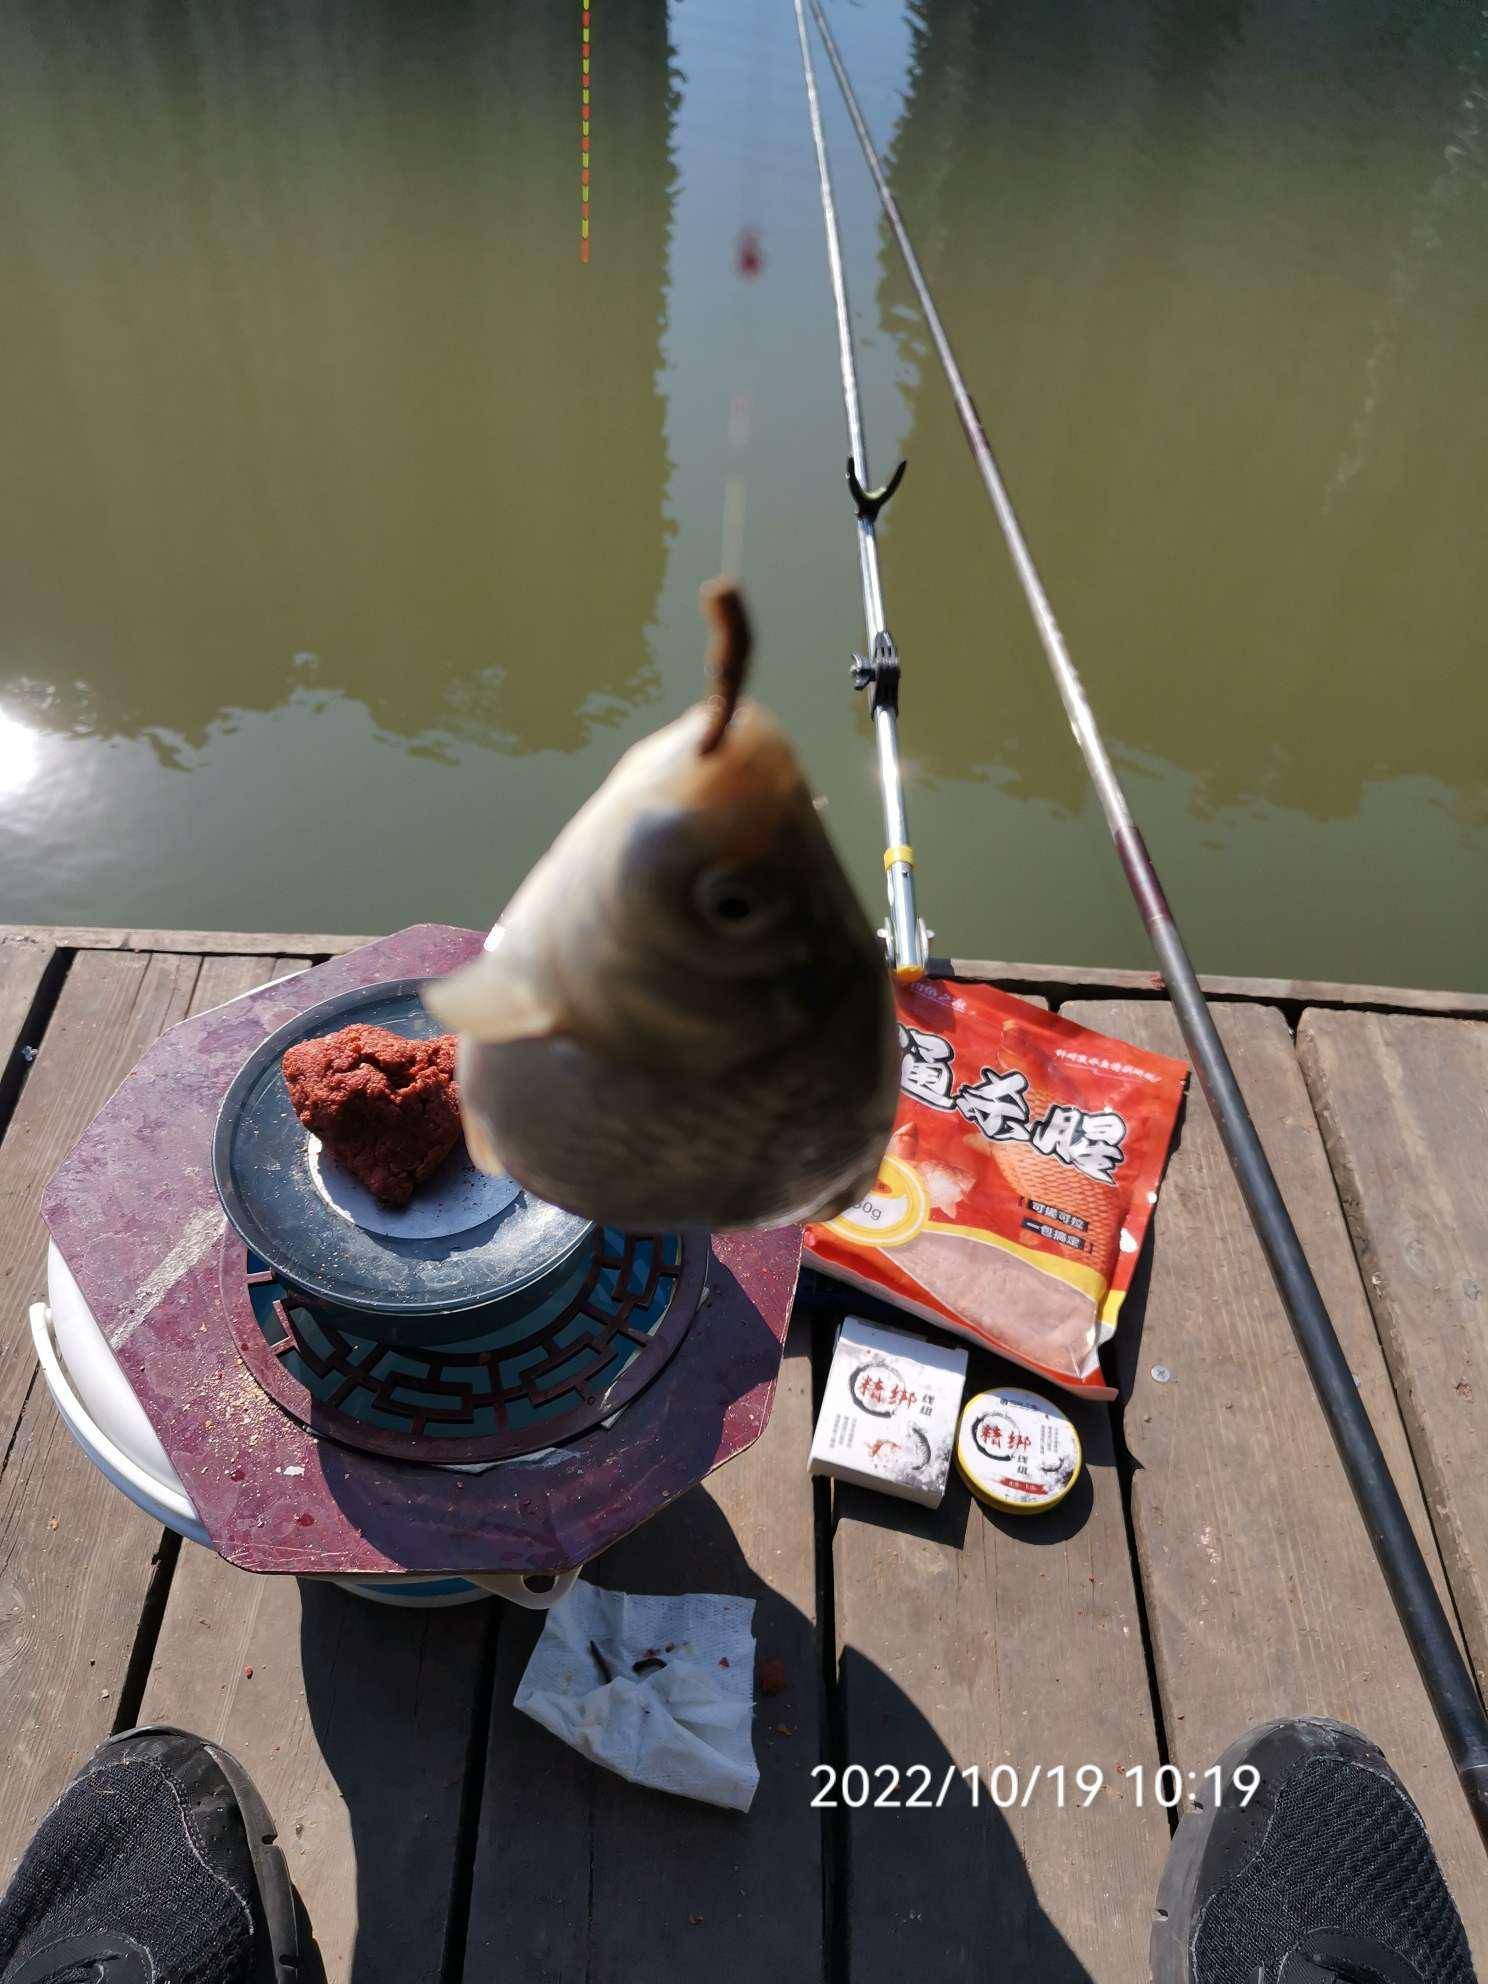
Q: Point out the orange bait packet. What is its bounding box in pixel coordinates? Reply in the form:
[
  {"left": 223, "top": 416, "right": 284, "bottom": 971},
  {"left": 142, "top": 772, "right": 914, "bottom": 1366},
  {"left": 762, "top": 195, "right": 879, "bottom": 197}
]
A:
[{"left": 805, "top": 980, "right": 1188, "bottom": 1399}]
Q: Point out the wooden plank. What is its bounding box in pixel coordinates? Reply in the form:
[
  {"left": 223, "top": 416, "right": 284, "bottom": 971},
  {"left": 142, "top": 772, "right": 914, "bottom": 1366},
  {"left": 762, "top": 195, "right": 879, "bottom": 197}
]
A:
[
  {"left": 947, "top": 956, "right": 1488, "bottom": 1021},
  {"left": 833, "top": 1362, "right": 1169, "bottom": 1980},
  {"left": 832, "top": 987, "right": 1169, "bottom": 1981},
  {"left": 464, "top": 1312, "right": 824, "bottom": 1984},
  {"left": 1063, "top": 999, "right": 1488, "bottom": 1950},
  {"left": 3, "top": 927, "right": 1482, "bottom": 1015},
  {"left": 0, "top": 925, "right": 375, "bottom": 957},
  {"left": 0, "top": 950, "right": 201, "bottom": 1441},
  {"left": 140, "top": 1558, "right": 492, "bottom": 1984},
  {"left": 0, "top": 949, "right": 205, "bottom": 1875},
  {"left": 1297, "top": 1010, "right": 1488, "bottom": 1693},
  {"left": 190, "top": 953, "right": 310, "bottom": 1012},
  {"left": 119, "top": 928, "right": 370, "bottom": 957}
]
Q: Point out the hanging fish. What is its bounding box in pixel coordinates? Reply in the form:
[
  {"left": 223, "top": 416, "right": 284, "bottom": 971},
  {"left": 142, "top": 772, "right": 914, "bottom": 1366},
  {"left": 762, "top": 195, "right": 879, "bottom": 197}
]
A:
[{"left": 424, "top": 581, "right": 898, "bottom": 1230}]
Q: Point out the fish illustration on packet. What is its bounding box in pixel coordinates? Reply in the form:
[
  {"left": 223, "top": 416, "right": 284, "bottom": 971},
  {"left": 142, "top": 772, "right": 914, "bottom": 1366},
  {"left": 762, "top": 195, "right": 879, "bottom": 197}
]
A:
[{"left": 804, "top": 980, "right": 1188, "bottom": 1398}]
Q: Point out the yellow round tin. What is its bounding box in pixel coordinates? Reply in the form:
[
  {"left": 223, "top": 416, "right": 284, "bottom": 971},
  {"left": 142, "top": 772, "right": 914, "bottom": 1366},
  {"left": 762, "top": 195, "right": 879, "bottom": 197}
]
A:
[{"left": 956, "top": 1386, "right": 1083, "bottom": 1516}]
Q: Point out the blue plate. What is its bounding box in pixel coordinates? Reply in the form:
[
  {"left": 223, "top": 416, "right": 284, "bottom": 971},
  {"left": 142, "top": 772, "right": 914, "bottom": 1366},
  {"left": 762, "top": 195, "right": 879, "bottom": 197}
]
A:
[{"left": 212, "top": 978, "right": 593, "bottom": 1325}]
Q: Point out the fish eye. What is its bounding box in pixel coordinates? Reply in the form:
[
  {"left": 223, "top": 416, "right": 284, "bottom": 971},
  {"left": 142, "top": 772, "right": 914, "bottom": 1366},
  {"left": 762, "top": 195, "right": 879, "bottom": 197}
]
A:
[{"left": 693, "top": 864, "right": 787, "bottom": 939}]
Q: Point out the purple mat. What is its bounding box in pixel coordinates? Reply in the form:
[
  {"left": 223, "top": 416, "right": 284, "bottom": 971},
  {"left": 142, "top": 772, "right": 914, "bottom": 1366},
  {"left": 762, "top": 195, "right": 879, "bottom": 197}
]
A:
[{"left": 41, "top": 926, "right": 801, "bottom": 1576}]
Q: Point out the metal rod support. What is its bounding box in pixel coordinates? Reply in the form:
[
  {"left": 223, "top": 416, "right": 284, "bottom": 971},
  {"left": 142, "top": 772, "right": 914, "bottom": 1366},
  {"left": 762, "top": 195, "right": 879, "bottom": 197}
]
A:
[
  {"left": 793, "top": 0, "right": 925, "bottom": 982},
  {"left": 803, "top": 0, "right": 1488, "bottom": 1849}
]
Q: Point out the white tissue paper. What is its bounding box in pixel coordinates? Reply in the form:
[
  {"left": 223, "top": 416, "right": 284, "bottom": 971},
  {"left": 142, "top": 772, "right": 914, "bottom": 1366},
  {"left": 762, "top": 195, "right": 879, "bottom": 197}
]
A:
[{"left": 514, "top": 1581, "right": 760, "bottom": 1812}]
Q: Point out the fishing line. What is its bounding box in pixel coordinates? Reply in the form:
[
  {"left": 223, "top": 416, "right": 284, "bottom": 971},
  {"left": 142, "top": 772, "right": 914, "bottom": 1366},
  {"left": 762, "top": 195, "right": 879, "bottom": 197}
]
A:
[
  {"left": 720, "top": 387, "right": 751, "bottom": 578},
  {"left": 798, "top": 0, "right": 1488, "bottom": 1850},
  {"left": 717, "top": 0, "right": 776, "bottom": 578}
]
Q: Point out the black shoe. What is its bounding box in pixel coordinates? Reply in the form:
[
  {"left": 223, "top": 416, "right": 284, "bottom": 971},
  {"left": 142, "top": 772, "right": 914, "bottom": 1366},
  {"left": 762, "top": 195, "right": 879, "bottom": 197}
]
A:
[
  {"left": 0, "top": 1726, "right": 297, "bottom": 1984},
  {"left": 1152, "top": 1718, "right": 1476, "bottom": 1983}
]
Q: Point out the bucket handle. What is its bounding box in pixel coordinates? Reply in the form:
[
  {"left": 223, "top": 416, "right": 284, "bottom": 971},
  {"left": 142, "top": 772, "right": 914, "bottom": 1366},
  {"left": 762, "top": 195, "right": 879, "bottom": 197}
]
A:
[{"left": 466, "top": 1569, "right": 580, "bottom": 1611}]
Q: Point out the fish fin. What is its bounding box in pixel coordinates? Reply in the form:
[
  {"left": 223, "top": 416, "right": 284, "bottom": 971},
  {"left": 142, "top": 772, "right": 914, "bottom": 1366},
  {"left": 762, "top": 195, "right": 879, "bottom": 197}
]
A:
[
  {"left": 461, "top": 1106, "right": 508, "bottom": 1178},
  {"left": 423, "top": 949, "right": 561, "bottom": 1044}
]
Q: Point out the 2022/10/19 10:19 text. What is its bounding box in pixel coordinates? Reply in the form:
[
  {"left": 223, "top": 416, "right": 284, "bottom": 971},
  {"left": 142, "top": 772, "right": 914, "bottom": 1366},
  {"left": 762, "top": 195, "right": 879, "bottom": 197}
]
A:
[{"left": 807, "top": 1762, "right": 1262, "bottom": 1810}]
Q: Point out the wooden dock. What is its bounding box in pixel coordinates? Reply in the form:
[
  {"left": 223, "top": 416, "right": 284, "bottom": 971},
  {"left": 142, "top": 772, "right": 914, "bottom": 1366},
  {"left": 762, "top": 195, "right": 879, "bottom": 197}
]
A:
[{"left": 0, "top": 925, "right": 1483, "bottom": 1982}]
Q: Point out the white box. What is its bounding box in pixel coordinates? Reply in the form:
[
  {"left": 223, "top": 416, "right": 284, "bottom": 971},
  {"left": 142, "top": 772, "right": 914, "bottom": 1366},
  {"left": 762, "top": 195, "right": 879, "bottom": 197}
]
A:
[{"left": 809, "top": 1316, "right": 968, "bottom": 1508}]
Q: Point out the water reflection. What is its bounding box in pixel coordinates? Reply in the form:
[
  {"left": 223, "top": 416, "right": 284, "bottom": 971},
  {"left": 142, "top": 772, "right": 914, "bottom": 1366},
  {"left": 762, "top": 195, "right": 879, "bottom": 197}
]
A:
[
  {"left": 0, "top": 0, "right": 676, "bottom": 760},
  {"left": 0, "top": 0, "right": 1484, "bottom": 982},
  {"left": 874, "top": 0, "right": 1488, "bottom": 825},
  {"left": 0, "top": 714, "right": 39, "bottom": 798}
]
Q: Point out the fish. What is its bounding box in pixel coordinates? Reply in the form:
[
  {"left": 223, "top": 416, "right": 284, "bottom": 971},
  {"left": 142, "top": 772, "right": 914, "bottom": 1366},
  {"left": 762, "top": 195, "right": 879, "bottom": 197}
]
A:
[{"left": 422, "top": 579, "right": 899, "bottom": 1231}]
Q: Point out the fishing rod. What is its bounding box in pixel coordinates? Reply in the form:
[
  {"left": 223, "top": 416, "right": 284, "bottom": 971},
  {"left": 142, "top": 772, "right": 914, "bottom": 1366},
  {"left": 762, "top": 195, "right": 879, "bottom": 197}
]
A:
[
  {"left": 795, "top": 0, "right": 1488, "bottom": 1848},
  {"left": 791, "top": 0, "right": 926, "bottom": 983}
]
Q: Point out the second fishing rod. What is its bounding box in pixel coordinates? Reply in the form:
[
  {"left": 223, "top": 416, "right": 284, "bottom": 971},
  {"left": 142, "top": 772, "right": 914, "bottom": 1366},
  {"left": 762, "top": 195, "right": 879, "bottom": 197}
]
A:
[{"left": 794, "top": 0, "right": 1488, "bottom": 1851}]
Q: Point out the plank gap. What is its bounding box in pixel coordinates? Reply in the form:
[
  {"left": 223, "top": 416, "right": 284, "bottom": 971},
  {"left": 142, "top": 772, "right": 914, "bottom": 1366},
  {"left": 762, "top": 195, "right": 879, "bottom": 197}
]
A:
[
  {"left": 437, "top": 1603, "right": 503, "bottom": 1984},
  {"left": 946, "top": 958, "right": 1488, "bottom": 1022},
  {"left": 0, "top": 945, "right": 74, "bottom": 1147},
  {"left": 0, "top": 1364, "right": 41, "bottom": 1489},
  {"left": 111, "top": 1531, "right": 183, "bottom": 1736},
  {"left": 1105, "top": 1365, "right": 1179, "bottom": 1839},
  {"left": 0, "top": 925, "right": 376, "bottom": 958}
]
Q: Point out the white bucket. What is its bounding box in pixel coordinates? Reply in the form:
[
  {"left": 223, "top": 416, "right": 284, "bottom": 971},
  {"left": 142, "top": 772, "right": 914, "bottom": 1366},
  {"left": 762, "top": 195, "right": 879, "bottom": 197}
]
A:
[{"left": 31, "top": 1244, "right": 578, "bottom": 1612}]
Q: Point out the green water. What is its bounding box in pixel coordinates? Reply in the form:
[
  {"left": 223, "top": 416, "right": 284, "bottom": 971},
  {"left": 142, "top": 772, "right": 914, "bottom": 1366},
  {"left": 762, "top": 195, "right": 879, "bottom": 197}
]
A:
[{"left": 1, "top": 0, "right": 1484, "bottom": 989}]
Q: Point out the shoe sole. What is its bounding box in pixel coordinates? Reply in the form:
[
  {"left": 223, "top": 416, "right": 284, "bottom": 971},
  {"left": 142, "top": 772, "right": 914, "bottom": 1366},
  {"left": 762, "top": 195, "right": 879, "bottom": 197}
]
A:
[
  {"left": 97, "top": 1724, "right": 300, "bottom": 1984},
  {"left": 1150, "top": 1717, "right": 1395, "bottom": 1984}
]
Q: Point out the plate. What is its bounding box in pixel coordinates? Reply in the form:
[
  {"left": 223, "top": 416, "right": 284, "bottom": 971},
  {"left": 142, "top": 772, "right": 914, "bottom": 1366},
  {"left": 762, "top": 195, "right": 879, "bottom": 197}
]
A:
[{"left": 212, "top": 978, "right": 592, "bottom": 1320}]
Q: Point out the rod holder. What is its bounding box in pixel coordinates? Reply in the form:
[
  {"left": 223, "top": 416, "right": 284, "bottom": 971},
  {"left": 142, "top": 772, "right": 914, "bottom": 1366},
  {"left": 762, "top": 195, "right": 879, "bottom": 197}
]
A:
[{"left": 846, "top": 454, "right": 906, "bottom": 524}]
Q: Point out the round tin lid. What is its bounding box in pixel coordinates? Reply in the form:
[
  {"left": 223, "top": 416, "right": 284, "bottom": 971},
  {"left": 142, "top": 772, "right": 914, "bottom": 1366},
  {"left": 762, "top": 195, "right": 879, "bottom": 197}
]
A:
[
  {"left": 213, "top": 977, "right": 592, "bottom": 1319},
  {"left": 956, "top": 1386, "right": 1083, "bottom": 1516}
]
